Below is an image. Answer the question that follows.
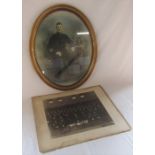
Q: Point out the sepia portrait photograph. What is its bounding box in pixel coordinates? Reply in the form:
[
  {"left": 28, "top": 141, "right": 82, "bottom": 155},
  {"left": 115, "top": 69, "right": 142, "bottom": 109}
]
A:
[{"left": 30, "top": 5, "right": 97, "bottom": 89}]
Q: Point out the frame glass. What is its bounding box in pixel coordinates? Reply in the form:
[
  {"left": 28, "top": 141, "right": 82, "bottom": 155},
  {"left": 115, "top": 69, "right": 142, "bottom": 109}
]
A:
[{"left": 30, "top": 4, "right": 97, "bottom": 90}]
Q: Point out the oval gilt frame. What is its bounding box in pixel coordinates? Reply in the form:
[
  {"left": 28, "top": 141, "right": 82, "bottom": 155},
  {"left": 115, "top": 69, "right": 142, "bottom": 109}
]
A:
[{"left": 30, "top": 4, "right": 97, "bottom": 90}]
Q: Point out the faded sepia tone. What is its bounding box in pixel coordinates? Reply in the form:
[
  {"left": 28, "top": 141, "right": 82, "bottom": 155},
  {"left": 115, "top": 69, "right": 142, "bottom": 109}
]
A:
[{"left": 35, "top": 10, "right": 92, "bottom": 86}]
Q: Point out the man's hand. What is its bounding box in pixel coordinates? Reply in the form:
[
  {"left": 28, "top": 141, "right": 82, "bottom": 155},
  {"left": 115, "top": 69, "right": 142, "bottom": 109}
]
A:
[{"left": 56, "top": 51, "right": 62, "bottom": 56}]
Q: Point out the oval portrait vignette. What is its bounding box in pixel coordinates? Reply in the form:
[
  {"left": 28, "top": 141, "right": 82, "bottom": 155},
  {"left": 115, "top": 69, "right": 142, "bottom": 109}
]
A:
[{"left": 30, "top": 4, "right": 97, "bottom": 90}]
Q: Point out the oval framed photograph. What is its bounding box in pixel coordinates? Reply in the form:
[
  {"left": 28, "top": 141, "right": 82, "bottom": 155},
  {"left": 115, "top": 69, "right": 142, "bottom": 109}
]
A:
[{"left": 30, "top": 4, "right": 97, "bottom": 90}]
